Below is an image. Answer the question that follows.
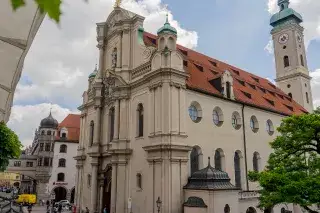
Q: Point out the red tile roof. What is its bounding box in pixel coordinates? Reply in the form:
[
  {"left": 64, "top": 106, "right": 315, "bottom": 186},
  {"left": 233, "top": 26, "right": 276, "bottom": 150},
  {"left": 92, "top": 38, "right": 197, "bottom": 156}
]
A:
[
  {"left": 55, "top": 114, "right": 80, "bottom": 142},
  {"left": 143, "top": 32, "right": 307, "bottom": 116}
]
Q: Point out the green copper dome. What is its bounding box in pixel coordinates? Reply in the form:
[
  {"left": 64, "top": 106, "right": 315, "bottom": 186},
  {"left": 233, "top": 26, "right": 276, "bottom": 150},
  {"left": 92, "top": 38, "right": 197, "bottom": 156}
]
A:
[
  {"left": 88, "top": 65, "right": 98, "bottom": 78},
  {"left": 270, "top": 0, "right": 303, "bottom": 27},
  {"left": 157, "top": 14, "right": 177, "bottom": 35}
]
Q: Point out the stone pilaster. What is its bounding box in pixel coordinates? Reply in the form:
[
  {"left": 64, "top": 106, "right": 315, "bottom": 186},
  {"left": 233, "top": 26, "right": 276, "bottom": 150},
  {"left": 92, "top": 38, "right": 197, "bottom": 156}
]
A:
[
  {"left": 143, "top": 144, "right": 191, "bottom": 213},
  {"left": 98, "top": 179, "right": 104, "bottom": 213},
  {"left": 91, "top": 160, "right": 99, "bottom": 213}
]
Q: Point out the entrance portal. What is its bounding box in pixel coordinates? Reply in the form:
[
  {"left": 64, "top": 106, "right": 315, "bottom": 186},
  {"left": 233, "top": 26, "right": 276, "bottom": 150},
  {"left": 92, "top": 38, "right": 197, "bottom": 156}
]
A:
[
  {"left": 54, "top": 187, "right": 67, "bottom": 202},
  {"left": 70, "top": 188, "right": 75, "bottom": 204},
  {"left": 102, "top": 166, "right": 112, "bottom": 213}
]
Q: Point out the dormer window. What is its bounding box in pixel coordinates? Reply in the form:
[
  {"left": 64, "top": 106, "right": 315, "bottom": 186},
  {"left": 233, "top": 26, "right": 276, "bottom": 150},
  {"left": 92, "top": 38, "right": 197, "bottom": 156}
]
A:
[
  {"left": 195, "top": 64, "right": 203, "bottom": 72},
  {"left": 251, "top": 76, "right": 259, "bottom": 83},
  {"left": 236, "top": 79, "right": 245, "bottom": 86}
]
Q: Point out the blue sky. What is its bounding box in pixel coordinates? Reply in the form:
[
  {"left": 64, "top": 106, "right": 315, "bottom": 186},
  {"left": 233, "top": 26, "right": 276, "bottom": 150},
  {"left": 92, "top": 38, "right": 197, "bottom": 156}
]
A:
[
  {"left": 163, "top": 0, "right": 319, "bottom": 79},
  {"left": 7, "top": 0, "right": 320, "bottom": 146}
]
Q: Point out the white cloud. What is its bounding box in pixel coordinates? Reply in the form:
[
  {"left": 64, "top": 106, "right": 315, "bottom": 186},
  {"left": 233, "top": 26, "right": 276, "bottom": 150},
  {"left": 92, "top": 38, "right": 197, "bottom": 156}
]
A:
[
  {"left": 14, "top": 0, "right": 198, "bottom": 107},
  {"left": 310, "top": 69, "right": 320, "bottom": 108},
  {"left": 7, "top": 103, "right": 77, "bottom": 147},
  {"left": 10, "top": 0, "right": 198, "bottom": 147},
  {"left": 264, "top": 39, "right": 274, "bottom": 54}
]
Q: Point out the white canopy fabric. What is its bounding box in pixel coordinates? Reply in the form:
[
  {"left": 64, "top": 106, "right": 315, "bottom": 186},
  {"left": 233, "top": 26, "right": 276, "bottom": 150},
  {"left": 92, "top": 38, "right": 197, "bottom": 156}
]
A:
[{"left": 0, "top": 1, "right": 44, "bottom": 122}]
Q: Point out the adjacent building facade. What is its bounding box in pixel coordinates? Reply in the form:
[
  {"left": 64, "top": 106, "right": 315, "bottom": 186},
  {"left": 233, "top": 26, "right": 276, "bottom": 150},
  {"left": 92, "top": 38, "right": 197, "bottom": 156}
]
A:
[
  {"left": 6, "top": 113, "right": 80, "bottom": 203},
  {"left": 70, "top": 1, "right": 313, "bottom": 213},
  {"left": 0, "top": 0, "right": 44, "bottom": 122}
]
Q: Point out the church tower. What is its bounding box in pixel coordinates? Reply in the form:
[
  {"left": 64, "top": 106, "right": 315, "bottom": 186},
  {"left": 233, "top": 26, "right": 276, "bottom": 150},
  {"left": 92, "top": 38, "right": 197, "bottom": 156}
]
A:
[{"left": 270, "top": 0, "right": 313, "bottom": 112}]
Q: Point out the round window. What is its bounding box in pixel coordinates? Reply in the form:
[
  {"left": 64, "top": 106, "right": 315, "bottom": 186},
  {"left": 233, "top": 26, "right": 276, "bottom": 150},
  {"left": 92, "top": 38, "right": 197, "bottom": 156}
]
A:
[
  {"left": 250, "top": 116, "right": 259, "bottom": 133},
  {"left": 188, "top": 102, "right": 202, "bottom": 123},
  {"left": 213, "top": 110, "right": 220, "bottom": 125},
  {"left": 266, "top": 119, "right": 274, "bottom": 135},
  {"left": 232, "top": 112, "right": 241, "bottom": 130},
  {"left": 212, "top": 107, "right": 223, "bottom": 126}
]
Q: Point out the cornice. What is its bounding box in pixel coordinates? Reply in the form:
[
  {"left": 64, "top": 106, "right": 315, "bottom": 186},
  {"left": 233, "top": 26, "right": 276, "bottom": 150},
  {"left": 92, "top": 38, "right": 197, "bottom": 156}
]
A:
[
  {"left": 275, "top": 72, "right": 312, "bottom": 82},
  {"left": 143, "top": 143, "right": 192, "bottom": 153}
]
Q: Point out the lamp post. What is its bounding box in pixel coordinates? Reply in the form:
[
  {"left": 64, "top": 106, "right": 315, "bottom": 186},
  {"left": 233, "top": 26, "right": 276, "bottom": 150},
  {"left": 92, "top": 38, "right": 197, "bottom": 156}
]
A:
[{"left": 156, "top": 197, "right": 162, "bottom": 213}]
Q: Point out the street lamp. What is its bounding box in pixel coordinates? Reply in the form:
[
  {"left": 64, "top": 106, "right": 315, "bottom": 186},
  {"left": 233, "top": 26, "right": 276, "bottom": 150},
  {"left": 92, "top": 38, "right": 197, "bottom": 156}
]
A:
[{"left": 156, "top": 197, "right": 162, "bottom": 213}]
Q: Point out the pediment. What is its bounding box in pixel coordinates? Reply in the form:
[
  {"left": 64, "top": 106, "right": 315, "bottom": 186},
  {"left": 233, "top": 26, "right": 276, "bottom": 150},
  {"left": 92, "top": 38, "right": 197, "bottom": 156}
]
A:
[
  {"left": 106, "top": 8, "right": 144, "bottom": 30},
  {"left": 103, "top": 70, "right": 128, "bottom": 87}
]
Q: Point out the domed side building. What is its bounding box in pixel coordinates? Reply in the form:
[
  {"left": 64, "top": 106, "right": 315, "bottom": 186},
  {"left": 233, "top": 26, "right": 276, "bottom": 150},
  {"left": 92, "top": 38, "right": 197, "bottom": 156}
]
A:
[
  {"left": 6, "top": 112, "right": 80, "bottom": 204},
  {"left": 75, "top": 1, "right": 313, "bottom": 213}
]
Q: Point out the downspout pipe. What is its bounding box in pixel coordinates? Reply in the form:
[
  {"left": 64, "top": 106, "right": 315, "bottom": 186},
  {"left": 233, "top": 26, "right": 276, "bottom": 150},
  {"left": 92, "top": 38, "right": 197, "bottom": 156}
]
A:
[{"left": 242, "top": 104, "right": 249, "bottom": 191}]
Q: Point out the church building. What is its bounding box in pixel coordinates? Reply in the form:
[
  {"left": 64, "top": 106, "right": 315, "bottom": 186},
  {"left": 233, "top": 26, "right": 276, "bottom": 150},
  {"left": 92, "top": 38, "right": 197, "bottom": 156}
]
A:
[{"left": 74, "top": 1, "right": 313, "bottom": 213}]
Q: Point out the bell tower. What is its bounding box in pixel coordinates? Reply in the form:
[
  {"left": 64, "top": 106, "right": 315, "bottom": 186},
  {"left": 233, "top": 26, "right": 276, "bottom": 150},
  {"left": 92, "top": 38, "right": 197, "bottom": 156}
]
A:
[{"left": 270, "top": 0, "right": 313, "bottom": 112}]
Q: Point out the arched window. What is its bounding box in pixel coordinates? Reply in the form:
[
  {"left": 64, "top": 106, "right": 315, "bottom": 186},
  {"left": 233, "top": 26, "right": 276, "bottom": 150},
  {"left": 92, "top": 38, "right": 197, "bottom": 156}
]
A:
[
  {"left": 284, "top": 56, "right": 290, "bottom": 67},
  {"left": 224, "top": 204, "right": 230, "bottom": 213},
  {"left": 226, "top": 81, "right": 231, "bottom": 98},
  {"left": 288, "top": 93, "right": 292, "bottom": 98},
  {"left": 60, "top": 144, "right": 67, "bottom": 153},
  {"left": 61, "top": 133, "right": 67, "bottom": 138},
  {"left": 190, "top": 146, "right": 202, "bottom": 174},
  {"left": 300, "top": 55, "right": 304, "bottom": 67},
  {"left": 89, "top": 121, "right": 94, "bottom": 146},
  {"left": 306, "top": 92, "right": 309, "bottom": 103},
  {"left": 41, "top": 130, "right": 45, "bottom": 135},
  {"left": 47, "top": 130, "right": 51, "bottom": 135},
  {"left": 280, "top": 4, "right": 284, "bottom": 10},
  {"left": 253, "top": 152, "right": 260, "bottom": 172},
  {"left": 136, "top": 173, "right": 142, "bottom": 189},
  {"left": 57, "top": 173, "right": 65, "bottom": 182},
  {"left": 246, "top": 207, "right": 257, "bottom": 213},
  {"left": 58, "top": 158, "right": 66, "bottom": 167},
  {"left": 250, "top": 116, "right": 259, "bottom": 133},
  {"left": 234, "top": 151, "right": 241, "bottom": 188},
  {"left": 214, "top": 149, "right": 224, "bottom": 171},
  {"left": 109, "top": 108, "right": 115, "bottom": 142},
  {"left": 137, "top": 104, "right": 144, "bottom": 137}
]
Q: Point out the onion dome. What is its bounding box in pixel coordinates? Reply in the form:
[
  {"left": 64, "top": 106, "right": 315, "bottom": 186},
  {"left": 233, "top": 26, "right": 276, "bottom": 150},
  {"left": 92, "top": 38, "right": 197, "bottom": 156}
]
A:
[
  {"left": 270, "top": 0, "right": 302, "bottom": 27},
  {"left": 184, "top": 157, "right": 238, "bottom": 190},
  {"left": 88, "top": 64, "right": 98, "bottom": 79},
  {"left": 40, "top": 112, "right": 58, "bottom": 128},
  {"left": 157, "top": 14, "right": 177, "bottom": 35}
]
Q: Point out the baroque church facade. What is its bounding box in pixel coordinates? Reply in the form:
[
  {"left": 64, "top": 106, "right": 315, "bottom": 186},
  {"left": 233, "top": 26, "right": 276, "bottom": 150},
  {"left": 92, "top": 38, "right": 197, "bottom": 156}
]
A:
[{"left": 74, "top": 1, "right": 313, "bottom": 213}]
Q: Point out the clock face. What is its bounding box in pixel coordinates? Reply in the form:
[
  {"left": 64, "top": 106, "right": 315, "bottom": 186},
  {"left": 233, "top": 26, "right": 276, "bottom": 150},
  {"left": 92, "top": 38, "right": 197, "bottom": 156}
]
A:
[
  {"left": 296, "top": 33, "right": 302, "bottom": 43},
  {"left": 279, "top": 33, "right": 289, "bottom": 44}
]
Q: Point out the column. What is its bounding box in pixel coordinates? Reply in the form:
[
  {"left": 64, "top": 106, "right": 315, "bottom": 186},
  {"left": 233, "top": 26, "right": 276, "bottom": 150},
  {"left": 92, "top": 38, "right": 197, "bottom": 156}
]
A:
[
  {"left": 75, "top": 166, "right": 80, "bottom": 210},
  {"left": 116, "top": 162, "right": 126, "bottom": 213},
  {"left": 99, "top": 180, "right": 104, "bottom": 213},
  {"left": 119, "top": 99, "right": 128, "bottom": 139},
  {"left": 91, "top": 162, "right": 99, "bottom": 213},
  {"left": 94, "top": 107, "right": 101, "bottom": 144},
  {"left": 110, "top": 163, "right": 117, "bottom": 213},
  {"left": 97, "top": 38, "right": 105, "bottom": 78},
  {"left": 76, "top": 165, "right": 83, "bottom": 213},
  {"left": 114, "top": 100, "right": 120, "bottom": 139}
]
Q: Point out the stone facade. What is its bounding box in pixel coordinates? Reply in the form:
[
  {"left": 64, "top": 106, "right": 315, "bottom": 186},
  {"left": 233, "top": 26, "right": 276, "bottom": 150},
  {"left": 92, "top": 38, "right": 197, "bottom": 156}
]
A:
[{"left": 75, "top": 3, "right": 312, "bottom": 213}]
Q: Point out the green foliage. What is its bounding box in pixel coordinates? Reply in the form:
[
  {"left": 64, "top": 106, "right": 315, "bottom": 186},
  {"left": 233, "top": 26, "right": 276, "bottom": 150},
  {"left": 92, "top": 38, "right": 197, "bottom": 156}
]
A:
[
  {"left": 0, "top": 122, "right": 22, "bottom": 171},
  {"left": 314, "top": 106, "right": 320, "bottom": 114},
  {"left": 248, "top": 113, "right": 320, "bottom": 213},
  {"left": 11, "top": 0, "right": 62, "bottom": 23}
]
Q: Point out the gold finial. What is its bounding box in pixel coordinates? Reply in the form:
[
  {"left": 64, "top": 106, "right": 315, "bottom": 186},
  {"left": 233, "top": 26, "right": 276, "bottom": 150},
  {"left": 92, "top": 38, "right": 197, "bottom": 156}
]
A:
[{"left": 114, "top": 0, "right": 121, "bottom": 8}]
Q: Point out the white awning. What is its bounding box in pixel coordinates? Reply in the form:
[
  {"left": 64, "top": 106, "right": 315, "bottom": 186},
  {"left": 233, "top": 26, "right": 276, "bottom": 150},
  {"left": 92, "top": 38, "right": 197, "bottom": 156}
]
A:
[{"left": 0, "top": 0, "right": 45, "bottom": 122}]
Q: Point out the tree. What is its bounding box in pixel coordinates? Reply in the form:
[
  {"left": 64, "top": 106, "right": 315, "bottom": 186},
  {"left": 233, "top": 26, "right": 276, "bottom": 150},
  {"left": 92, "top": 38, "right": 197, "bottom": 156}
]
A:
[
  {"left": 11, "top": 0, "right": 62, "bottom": 22},
  {"left": 314, "top": 106, "right": 320, "bottom": 114},
  {"left": 0, "top": 121, "right": 22, "bottom": 171},
  {"left": 248, "top": 113, "right": 320, "bottom": 213}
]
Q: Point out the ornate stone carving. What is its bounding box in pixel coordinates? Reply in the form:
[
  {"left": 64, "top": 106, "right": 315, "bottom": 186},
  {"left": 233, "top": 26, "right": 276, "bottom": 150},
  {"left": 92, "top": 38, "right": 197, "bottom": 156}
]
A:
[
  {"left": 148, "top": 82, "right": 163, "bottom": 90},
  {"left": 169, "top": 82, "right": 186, "bottom": 89}
]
